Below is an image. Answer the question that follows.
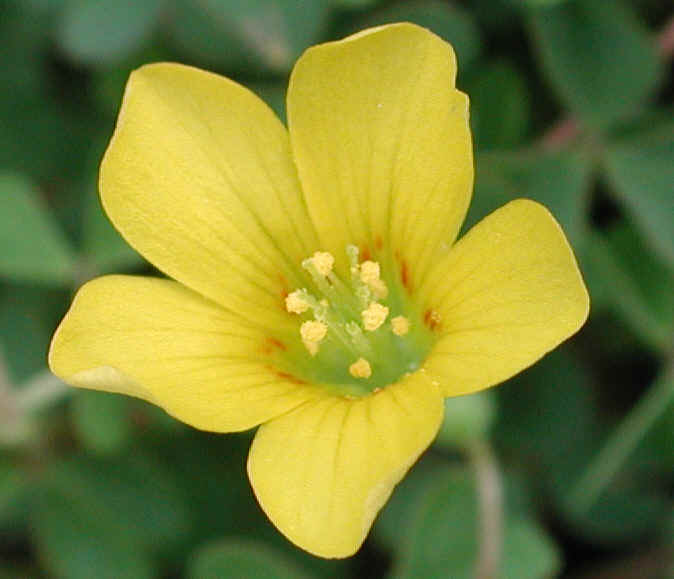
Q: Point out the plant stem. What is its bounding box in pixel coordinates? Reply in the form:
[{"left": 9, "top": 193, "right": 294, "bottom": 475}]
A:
[
  {"left": 16, "top": 371, "right": 70, "bottom": 412},
  {"left": 470, "top": 440, "right": 503, "bottom": 579},
  {"left": 568, "top": 360, "right": 674, "bottom": 513}
]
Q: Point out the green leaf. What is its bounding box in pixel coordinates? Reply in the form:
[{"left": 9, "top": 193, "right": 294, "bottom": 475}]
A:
[
  {"left": 188, "top": 539, "right": 314, "bottom": 579},
  {"left": 468, "top": 148, "right": 592, "bottom": 246},
  {"left": 0, "top": 459, "right": 28, "bottom": 526},
  {"left": 566, "top": 490, "right": 669, "bottom": 544},
  {"left": 494, "top": 348, "right": 601, "bottom": 496},
  {"left": 170, "top": 0, "right": 332, "bottom": 72},
  {"left": 391, "top": 468, "right": 561, "bottom": 578},
  {"left": 373, "top": 456, "right": 451, "bottom": 551},
  {"left": 434, "top": 391, "right": 496, "bottom": 450},
  {"left": 32, "top": 486, "right": 154, "bottom": 579},
  {"left": 602, "top": 117, "right": 674, "bottom": 267},
  {"left": 37, "top": 454, "right": 192, "bottom": 553},
  {"left": 0, "top": 289, "right": 55, "bottom": 384},
  {"left": 528, "top": 0, "right": 661, "bottom": 128},
  {"left": 356, "top": 1, "right": 483, "bottom": 70},
  {"left": 57, "top": 0, "right": 163, "bottom": 65},
  {"left": 465, "top": 60, "right": 530, "bottom": 150},
  {"left": 390, "top": 468, "right": 478, "bottom": 579},
  {"left": 70, "top": 391, "right": 132, "bottom": 455},
  {"left": 579, "top": 227, "right": 673, "bottom": 352},
  {"left": 501, "top": 518, "right": 560, "bottom": 579},
  {"left": 0, "top": 174, "right": 77, "bottom": 285},
  {"left": 332, "top": 0, "right": 378, "bottom": 7}
]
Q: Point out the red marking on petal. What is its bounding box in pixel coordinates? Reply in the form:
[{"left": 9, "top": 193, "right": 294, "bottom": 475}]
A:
[
  {"left": 268, "top": 337, "right": 287, "bottom": 351},
  {"left": 374, "top": 236, "right": 383, "bottom": 251},
  {"left": 401, "top": 261, "right": 411, "bottom": 293},
  {"left": 361, "top": 246, "right": 371, "bottom": 262},
  {"left": 278, "top": 274, "right": 289, "bottom": 299},
  {"left": 276, "top": 371, "right": 306, "bottom": 385},
  {"left": 261, "top": 337, "right": 287, "bottom": 355}
]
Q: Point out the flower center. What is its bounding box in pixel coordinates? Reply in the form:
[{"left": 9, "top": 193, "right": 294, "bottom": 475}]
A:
[{"left": 283, "top": 246, "right": 434, "bottom": 397}]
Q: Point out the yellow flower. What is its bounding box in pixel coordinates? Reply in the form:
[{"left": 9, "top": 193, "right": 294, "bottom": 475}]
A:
[{"left": 48, "top": 23, "right": 589, "bottom": 558}]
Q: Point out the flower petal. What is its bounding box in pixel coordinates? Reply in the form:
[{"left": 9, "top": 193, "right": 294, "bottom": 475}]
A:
[
  {"left": 100, "top": 63, "right": 318, "bottom": 328},
  {"left": 247, "top": 370, "right": 443, "bottom": 558},
  {"left": 287, "top": 23, "right": 473, "bottom": 286},
  {"left": 49, "top": 276, "right": 324, "bottom": 432},
  {"left": 419, "top": 199, "right": 589, "bottom": 397}
]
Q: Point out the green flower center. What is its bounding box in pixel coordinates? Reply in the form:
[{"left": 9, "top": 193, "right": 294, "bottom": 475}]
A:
[{"left": 282, "top": 246, "right": 435, "bottom": 397}]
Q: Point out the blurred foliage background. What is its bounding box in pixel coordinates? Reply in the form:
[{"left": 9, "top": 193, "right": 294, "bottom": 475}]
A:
[{"left": 1, "top": 0, "right": 672, "bottom": 577}]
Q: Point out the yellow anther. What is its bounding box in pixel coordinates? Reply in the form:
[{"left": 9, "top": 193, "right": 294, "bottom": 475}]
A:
[
  {"left": 359, "top": 261, "right": 380, "bottom": 285},
  {"left": 361, "top": 302, "right": 389, "bottom": 332},
  {"left": 300, "top": 320, "right": 327, "bottom": 356},
  {"left": 391, "top": 315, "right": 410, "bottom": 336},
  {"left": 300, "top": 320, "right": 327, "bottom": 343},
  {"left": 349, "top": 358, "right": 372, "bottom": 379},
  {"left": 310, "top": 251, "right": 334, "bottom": 276},
  {"left": 285, "top": 290, "right": 309, "bottom": 314}
]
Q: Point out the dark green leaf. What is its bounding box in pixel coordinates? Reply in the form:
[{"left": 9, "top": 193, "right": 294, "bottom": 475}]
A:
[
  {"left": 188, "top": 539, "right": 314, "bottom": 579},
  {"left": 32, "top": 486, "right": 154, "bottom": 579},
  {"left": 434, "top": 391, "right": 496, "bottom": 450},
  {"left": 356, "top": 1, "right": 482, "bottom": 70},
  {"left": 0, "top": 459, "right": 28, "bottom": 526},
  {"left": 391, "top": 468, "right": 561, "bottom": 578},
  {"left": 70, "top": 391, "right": 132, "bottom": 455},
  {"left": 603, "top": 117, "right": 674, "bottom": 267},
  {"left": 0, "top": 175, "right": 77, "bottom": 285},
  {"left": 390, "top": 468, "right": 478, "bottom": 579},
  {"left": 501, "top": 518, "right": 560, "bottom": 579},
  {"left": 170, "top": 0, "right": 332, "bottom": 72},
  {"left": 0, "top": 286, "right": 65, "bottom": 384},
  {"left": 565, "top": 490, "right": 669, "bottom": 544},
  {"left": 579, "top": 228, "right": 673, "bottom": 352},
  {"left": 373, "top": 456, "right": 450, "bottom": 551},
  {"left": 494, "top": 348, "right": 601, "bottom": 496},
  {"left": 528, "top": 0, "right": 661, "bottom": 128},
  {"left": 465, "top": 60, "right": 530, "bottom": 150},
  {"left": 57, "top": 0, "right": 163, "bottom": 65},
  {"left": 468, "top": 148, "right": 592, "bottom": 246},
  {"left": 38, "top": 454, "right": 192, "bottom": 552}
]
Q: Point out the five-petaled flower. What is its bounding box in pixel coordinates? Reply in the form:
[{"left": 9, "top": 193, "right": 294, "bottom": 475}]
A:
[{"left": 49, "top": 23, "right": 589, "bottom": 558}]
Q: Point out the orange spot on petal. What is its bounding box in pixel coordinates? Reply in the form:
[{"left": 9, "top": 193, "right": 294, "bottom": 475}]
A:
[{"left": 424, "top": 309, "right": 441, "bottom": 331}]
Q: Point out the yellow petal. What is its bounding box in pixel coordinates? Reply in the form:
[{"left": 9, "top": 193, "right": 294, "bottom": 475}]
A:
[
  {"left": 49, "top": 276, "right": 323, "bottom": 432},
  {"left": 287, "top": 23, "right": 473, "bottom": 288},
  {"left": 247, "top": 370, "right": 443, "bottom": 558},
  {"left": 419, "top": 199, "right": 589, "bottom": 397},
  {"left": 100, "top": 63, "right": 318, "bottom": 329}
]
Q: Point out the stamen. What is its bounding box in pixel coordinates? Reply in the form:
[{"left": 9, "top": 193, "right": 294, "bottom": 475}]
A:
[
  {"left": 349, "top": 358, "right": 372, "bottom": 379},
  {"left": 359, "top": 261, "right": 380, "bottom": 285},
  {"left": 391, "top": 315, "right": 410, "bottom": 336},
  {"left": 300, "top": 320, "right": 328, "bottom": 356},
  {"left": 285, "top": 289, "right": 310, "bottom": 314},
  {"left": 308, "top": 251, "right": 334, "bottom": 276},
  {"left": 287, "top": 246, "right": 421, "bottom": 388},
  {"left": 362, "top": 302, "right": 389, "bottom": 332}
]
